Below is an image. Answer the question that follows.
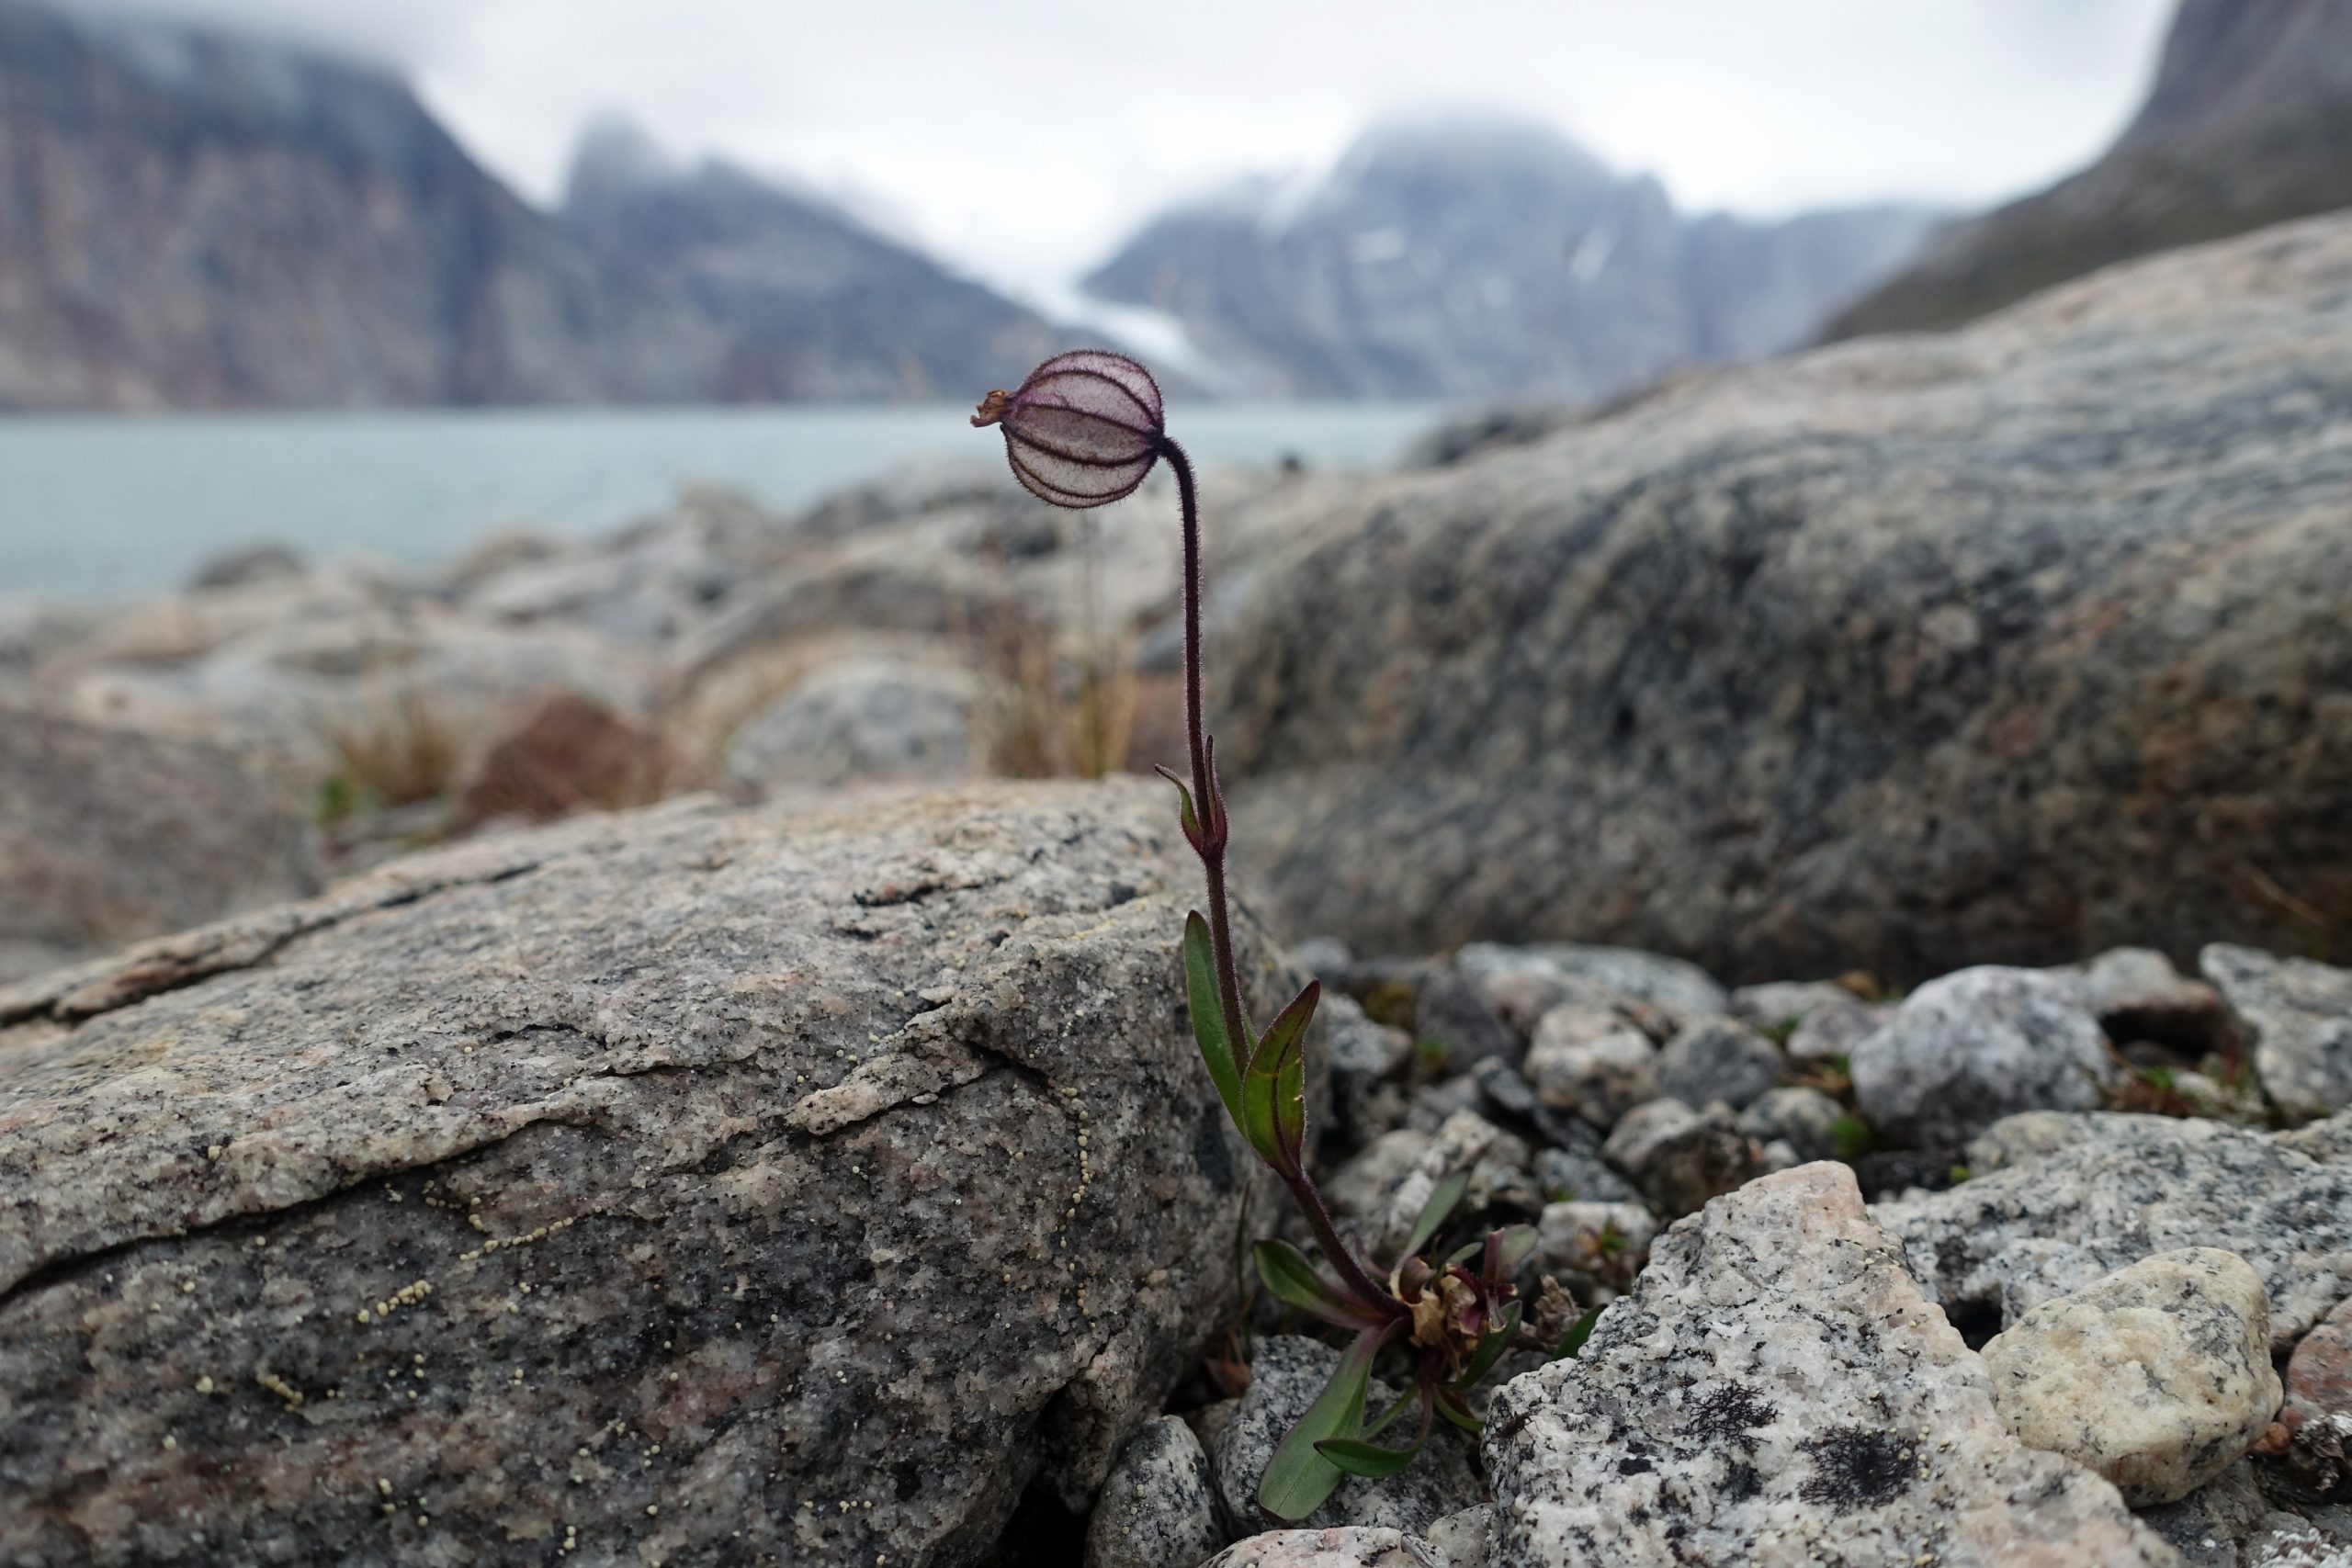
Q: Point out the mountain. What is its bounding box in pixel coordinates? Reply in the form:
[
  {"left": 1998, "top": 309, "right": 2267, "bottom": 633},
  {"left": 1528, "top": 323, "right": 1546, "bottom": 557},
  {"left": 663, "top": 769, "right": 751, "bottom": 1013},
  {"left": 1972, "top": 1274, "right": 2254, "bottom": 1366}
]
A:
[
  {"left": 1825, "top": 0, "right": 2352, "bottom": 340},
  {"left": 1080, "top": 118, "right": 1939, "bottom": 400},
  {"left": 0, "top": 2, "right": 1067, "bottom": 409},
  {"left": 559, "top": 118, "right": 1061, "bottom": 402},
  {"left": 0, "top": 0, "right": 717, "bottom": 409}
]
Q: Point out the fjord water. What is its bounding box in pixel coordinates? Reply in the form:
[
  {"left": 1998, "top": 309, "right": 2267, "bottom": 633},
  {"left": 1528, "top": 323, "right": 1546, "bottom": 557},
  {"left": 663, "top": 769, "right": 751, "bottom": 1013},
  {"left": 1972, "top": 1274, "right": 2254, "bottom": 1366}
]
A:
[{"left": 0, "top": 401, "right": 1441, "bottom": 601}]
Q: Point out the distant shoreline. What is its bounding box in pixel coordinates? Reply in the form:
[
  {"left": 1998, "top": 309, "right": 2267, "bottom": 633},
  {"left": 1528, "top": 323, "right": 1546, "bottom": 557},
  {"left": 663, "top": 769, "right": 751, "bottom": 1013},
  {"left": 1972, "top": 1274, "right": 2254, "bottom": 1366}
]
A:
[{"left": 0, "top": 401, "right": 1443, "bottom": 604}]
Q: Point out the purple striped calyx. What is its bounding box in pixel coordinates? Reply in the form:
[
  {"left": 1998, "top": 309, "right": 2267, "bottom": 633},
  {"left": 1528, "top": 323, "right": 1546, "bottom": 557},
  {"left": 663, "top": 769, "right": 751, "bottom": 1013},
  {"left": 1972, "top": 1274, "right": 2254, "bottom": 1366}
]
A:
[{"left": 972, "top": 350, "right": 1164, "bottom": 508}]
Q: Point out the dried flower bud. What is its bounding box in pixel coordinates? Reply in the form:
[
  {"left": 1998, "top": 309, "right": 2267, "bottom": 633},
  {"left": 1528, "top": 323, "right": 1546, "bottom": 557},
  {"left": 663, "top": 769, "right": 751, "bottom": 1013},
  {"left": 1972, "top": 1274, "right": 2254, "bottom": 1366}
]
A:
[{"left": 972, "top": 350, "right": 1164, "bottom": 507}]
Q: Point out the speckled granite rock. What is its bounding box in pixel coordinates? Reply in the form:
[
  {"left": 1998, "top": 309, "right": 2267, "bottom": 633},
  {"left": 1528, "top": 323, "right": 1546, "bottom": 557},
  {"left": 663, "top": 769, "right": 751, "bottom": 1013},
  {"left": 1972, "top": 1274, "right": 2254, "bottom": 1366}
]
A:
[
  {"left": 2058, "top": 948, "right": 2227, "bottom": 1056},
  {"left": 2204, "top": 946, "right": 2352, "bottom": 1125},
  {"left": 1600, "top": 1098, "right": 1775, "bottom": 1218},
  {"left": 1455, "top": 943, "right": 1727, "bottom": 1021},
  {"left": 1727, "top": 980, "right": 1854, "bottom": 1033},
  {"left": 2132, "top": 1461, "right": 2345, "bottom": 1568},
  {"left": 1217, "top": 214, "right": 2352, "bottom": 983},
  {"left": 0, "top": 780, "right": 1295, "bottom": 1568},
  {"left": 1736, "top": 1087, "right": 1847, "bottom": 1164},
  {"left": 1483, "top": 1163, "right": 2177, "bottom": 1567},
  {"left": 1086, "top": 1416, "right": 1227, "bottom": 1568},
  {"left": 1211, "top": 1337, "right": 1483, "bottom": 1537},
  {"left": 723, "top": 651, "right": 985, "bottom": 793},
  {"left": 0, "top": 707, "right": 320, "bottom": 983},
  {"left": 1652, "top": 1016, "right": 1782, "bottom": 1111},
  {"left": 1849, "top": 967, "right": 2121, "bottom": 1149},
  {"left": 1202, "top": 1527, "right": 1439, "bottom": 1568},
  {"left": 1981, "top": 1249, "right": 2280, "bottom": 1506},
  {"left": 1523, "top": 1007, "right": 1657, "bottom": 1129},
  {"left": 2285, "top": 1294, "right": 2352, "bottom": 1440},
  {"left": 1877, "top": 1112, "right": 2352, "bottom": 1349}
]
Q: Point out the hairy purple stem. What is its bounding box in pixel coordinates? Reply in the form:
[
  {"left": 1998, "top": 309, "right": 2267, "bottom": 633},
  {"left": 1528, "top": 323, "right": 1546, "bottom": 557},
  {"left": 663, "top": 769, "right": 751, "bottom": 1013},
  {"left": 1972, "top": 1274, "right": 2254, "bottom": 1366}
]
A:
[{"left": 1160, "top": 434, "right": 1400, "bottom": 1317}]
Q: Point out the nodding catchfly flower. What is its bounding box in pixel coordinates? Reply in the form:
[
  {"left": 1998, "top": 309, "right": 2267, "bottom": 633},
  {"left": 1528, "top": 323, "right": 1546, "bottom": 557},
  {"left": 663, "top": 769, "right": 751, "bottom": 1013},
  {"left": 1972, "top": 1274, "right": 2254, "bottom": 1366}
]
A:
[
  {"left": 975, "top": 353, "right": 1589, "bottom": 1525},
  {"left": 970, "top": 349, "right": 1166, "bottom": 505}
]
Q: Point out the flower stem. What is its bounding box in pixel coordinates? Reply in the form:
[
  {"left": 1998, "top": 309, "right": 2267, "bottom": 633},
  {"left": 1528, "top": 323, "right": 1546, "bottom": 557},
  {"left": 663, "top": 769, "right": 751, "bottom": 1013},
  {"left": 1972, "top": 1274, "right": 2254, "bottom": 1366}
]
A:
[{"left": 1159, "top": 434, "right": 1400, "bottom": 1319}]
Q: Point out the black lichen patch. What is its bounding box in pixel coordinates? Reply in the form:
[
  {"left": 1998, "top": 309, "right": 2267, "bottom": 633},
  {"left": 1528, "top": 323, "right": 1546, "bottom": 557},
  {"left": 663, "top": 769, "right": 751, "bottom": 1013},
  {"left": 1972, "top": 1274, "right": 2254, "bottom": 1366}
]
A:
[
  {"left": 1798, "top": 1426, "right": 1916, "bottom": 1508},
  {"left": 1683, "top": 1381, "right": 1777, "bottom": 1450}
]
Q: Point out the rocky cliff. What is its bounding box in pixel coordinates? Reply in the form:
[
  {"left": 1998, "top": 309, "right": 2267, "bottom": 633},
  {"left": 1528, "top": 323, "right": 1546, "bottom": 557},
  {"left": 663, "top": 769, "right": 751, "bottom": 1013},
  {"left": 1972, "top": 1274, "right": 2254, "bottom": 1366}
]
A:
[
  {"left": 1825, "top": 0, "right": 2352, "bottom": 340},
  {"left": 1082, "top": 118, "right": 1938, "bottom": 400},
  {"left": 0, "top": 3, "right": 1066, "bottom": 409},
  {"left": 0, "top": 0, "right": 716, "bottom": 409},
  {"left": 560, "top": 118, "right": 1064, "bottom": 402}
]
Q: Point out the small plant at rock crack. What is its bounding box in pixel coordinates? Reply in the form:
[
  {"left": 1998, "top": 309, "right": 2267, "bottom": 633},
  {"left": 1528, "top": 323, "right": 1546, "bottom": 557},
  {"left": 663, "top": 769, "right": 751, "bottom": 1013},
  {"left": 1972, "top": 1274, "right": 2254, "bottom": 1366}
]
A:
[{"left": 976, "top": 352, "right": 1574, "bottom": 1522}]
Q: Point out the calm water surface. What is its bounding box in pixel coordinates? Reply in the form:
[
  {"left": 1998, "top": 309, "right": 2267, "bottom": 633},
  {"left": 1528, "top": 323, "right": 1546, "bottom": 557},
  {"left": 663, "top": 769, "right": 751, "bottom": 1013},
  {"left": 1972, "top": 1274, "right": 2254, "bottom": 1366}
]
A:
[{"left": 0, "top": 402, "right": 1442, "bottom": 601}]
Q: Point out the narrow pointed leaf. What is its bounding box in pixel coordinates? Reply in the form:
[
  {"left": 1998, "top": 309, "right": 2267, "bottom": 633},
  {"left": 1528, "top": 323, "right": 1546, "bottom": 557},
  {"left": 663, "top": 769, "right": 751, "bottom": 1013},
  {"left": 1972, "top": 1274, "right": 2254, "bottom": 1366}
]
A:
[
  {"left": 1239, "top": 1035, "right": 1294, "bottom": 1170},
  {"left": 1315, "top": 1432, "right": 1426, "bottom": 1480},
  {"left": 1431, "top": 1385, "right": 1483, "bottom": 1435},
  {"left": 1402, "top": 1170, "right": 1469, "bottom": 1263},
  {"left": 1272, "top": 1022, "right": 1308, "bottom": 1165},
  {"left": 1257, "top": 1325, "right": 1391, "bottom": 1523},
  {"left": 1360, "top": 1390, "right": 1418, "bottom": 1440},
  {"left": 1154, "top": 764, "right": 1206, "bottom": 852},
  {"left": 1253, "top": 979, "right": 1319, "bottom": 1082},
  {"left": 1448, "top": 1300, "right": 1524, "bottom": 1392},
  {"left": 1492, "top": 1224, "right": 1539, "bottom": 1278},
  {"left": 1241, "top": 983, "right": 1317, "bottom": 1173},
  {"left": 1254, "top": 1240, "right": 1383, "bottom": 1330},
  {"left": 1552, "top": 1304, "right": 1604, "bottom": 1361},
  {"left": 1182, "top": 911, "right": 1242, "bottom": 1128}
]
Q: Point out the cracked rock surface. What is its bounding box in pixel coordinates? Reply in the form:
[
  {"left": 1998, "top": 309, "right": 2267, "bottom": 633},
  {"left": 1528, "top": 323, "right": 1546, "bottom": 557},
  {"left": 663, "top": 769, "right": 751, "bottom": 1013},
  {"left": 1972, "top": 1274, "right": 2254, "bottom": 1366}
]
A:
[
  {"left": 1483, "top": 1162, "right": 2176, "bottom": 1567},
  {"left": 1877, "top": 1111, "right": 2352, "bottom": 1349},
  {"left": 0, "top": 779, "right": 1293, "bottom": 1567}
]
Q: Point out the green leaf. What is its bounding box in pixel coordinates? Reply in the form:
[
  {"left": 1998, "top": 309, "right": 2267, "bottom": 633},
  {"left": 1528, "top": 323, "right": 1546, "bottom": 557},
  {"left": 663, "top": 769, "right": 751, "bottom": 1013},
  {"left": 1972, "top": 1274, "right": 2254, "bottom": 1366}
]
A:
[
  {"left": 1272, "top": 1027, "right": 1307, "bottom": 1165},
  {"left": 1315, "top": 1432, "right": 1425, "bottom": 1479},
  {"left": 1254, "top": 1240, "right": 1383, "bottom": 1330},
  {"left": 1431, "top": 1385, "right": 1483, "bottom": 1435},
  {"left": 1492, "top": 1224, "right": 1539, "bottom": 1277},
  {"left": 1252, "top": 979, "right": 1318, "bottom": 1078},
  {"left": 1553, "top": 1304, "right": 1604, "bottom": 1360},
  {"left": 1360, "top": 1391, "right": 1416, "bottom": 1439},
  {"left": 1830, "top": 1112, "right": 1875, "bottom": 1163},
  {"left": 1154, "top": 763, "right": 1205, "bottom": 850},
  {"left": 1182, "top": 912, "right": 1242, "bottom": 1129},
  {"left": 1401, "top": 1170, "right": 1468, "bottom": 1263},
  {"left": 1449, "top": 1300, "right": 1523, "bottom": 1392},
  {"left": 1258, "top": 1325, "right": 1393, "bottom": 1523},
  {"left": 1241, "top": 982, "right": 1317, "bottom": 1172}
]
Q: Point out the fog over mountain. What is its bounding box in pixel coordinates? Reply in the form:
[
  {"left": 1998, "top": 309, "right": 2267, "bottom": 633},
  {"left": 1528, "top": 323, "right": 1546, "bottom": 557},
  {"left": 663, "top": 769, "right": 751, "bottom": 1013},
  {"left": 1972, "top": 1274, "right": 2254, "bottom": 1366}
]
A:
[
  {"left": 559, "top": 118, "right": 1063, "bottom": 402},
  {"left": 1082, "top": 118, "right": 1941, "bottom": 400},
  {"left": 0, "top": 0, "right": 1960, "bottom": 411},
  {"left": 0, "top": 0, "right": 1062, "bottom": 409}
]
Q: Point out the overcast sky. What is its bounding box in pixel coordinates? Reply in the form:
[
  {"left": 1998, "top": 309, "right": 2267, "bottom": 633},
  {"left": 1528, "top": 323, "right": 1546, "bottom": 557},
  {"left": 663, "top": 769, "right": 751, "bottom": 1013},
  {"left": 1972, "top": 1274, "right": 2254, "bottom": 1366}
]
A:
[{"left": 83, "top": 0, "right": 2177, "bottom": 302}]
